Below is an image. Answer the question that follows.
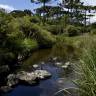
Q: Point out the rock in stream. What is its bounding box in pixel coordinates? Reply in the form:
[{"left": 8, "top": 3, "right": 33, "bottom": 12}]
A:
[{"left": 4, "top": 69, "right": 52, "bottom": 92}]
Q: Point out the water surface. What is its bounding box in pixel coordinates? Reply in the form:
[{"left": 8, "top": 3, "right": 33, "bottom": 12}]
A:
[{"left": 3, "top": 49, "right": 77, "bottom": 96}]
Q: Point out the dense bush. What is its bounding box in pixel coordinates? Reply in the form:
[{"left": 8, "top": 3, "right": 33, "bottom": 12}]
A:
[
  {"left": 0, "top": 12, "right": 56, "bottom": 68},
  {"left": 90, "top": 29, "right": 96, "bottom": 35},
  {"left": 19, "top": 16, "right": 33, "bottom": 37},
  {"left": 7, "top": 18, "right": 24, "bottom": 39},
  {"left": 45, "top": 25, "right": 64, "bottom": 35},
  {"left": 65, "top": 25, "right": 81, "bottom": 36},
  {"left": 29, "top": 24, "right": 56, "bottom": 47},
  {"left": 36, "top": 29, "right": 56, "bottom": 47},
  {"left": 0, "top": 14, "right": 39, "bottom": 66},
  {"left": 20, "top": 23, "right": 56, "bottom": 48},
  {"left": 21, "top": 38, "right": 38, "bottom": 53},
  {"left": 30, "top": 16, "right": 41, "bottom": 23}
]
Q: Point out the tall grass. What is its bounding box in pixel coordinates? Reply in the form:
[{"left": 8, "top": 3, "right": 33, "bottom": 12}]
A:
[
  {"left": 54, "top": 36, "right": 96, "bottom": 96},
  {"left": 75, "top": 38, "right": 96, "bottom": 96}
]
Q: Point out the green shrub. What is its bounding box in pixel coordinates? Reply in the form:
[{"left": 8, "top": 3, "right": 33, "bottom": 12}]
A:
[
  {"left": 7, "top": 18, "right": 24, "bottom": 39},
  {"left": 26, "top": 24, "right": 56, "bottom": 48},
  {"left": 36, "top": 29, "right": 56, "bottom": 48},
  {"left": 12, "top": 38, "right": 38, "bottom": 54},
  {"left": 30, "top": 16, "right": 41, "bottom": 23},
  {"left": 19, "top": 16, "right": 40, "bottom": 38},
  {"left": 45, "top": 25, "right": 64, "bottom": 35},
  {"left": 65, "top": 25, "right": 81, "bottom": 36},
  {"left": 90, "top": 29, "right": 96, "bottom": 35},
  {"left": 21, "top": 38, "right": 38, "bottom": 53}
]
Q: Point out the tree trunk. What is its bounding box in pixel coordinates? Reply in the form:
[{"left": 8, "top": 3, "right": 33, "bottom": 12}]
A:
[
  {"left": 84, "top": 10, "right": 87, "bottom": 26},
  {"left": 43, "top": 1, "right": 46, "bottom": 24}
]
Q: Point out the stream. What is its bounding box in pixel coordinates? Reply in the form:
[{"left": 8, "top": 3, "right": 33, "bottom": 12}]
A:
[{"left": 2, "top": 49, "right": 78, "bottom": 96}]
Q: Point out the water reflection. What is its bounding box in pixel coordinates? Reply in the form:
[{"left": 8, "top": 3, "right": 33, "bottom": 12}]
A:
[{"left": 20, "top": 49, "right": 52, "bottom": 71}]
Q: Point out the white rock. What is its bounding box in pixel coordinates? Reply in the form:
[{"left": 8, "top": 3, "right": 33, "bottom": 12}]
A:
[
  {"left": 33, "top": 64, "right": 39, "bottom": 68},
  {"left": 34, "top": 70, "right": 51, "bottom": 79},
  {"left": 17, "top": 71, "right": 36, "bottom": 81},
  {"left": 55, "top": 62, "right": 62, "bottom": 66},
  {"left": 61, "top": 65, "right": 68, "bottom": 69},
  {"left": 53, "top": 57, "right": 57, "bottom": 61},
  {"left": 7, "top": 70, "right": 52, "bottom": 86},
  {"left": 65, "top": 62, "right": 70, "bottom": 66}
]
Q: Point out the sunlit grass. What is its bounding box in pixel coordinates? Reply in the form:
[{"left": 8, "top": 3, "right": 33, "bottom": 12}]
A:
[
  {"left": 54, "top": 35, "right": 96, "bottom": 96},
  {"left": 74, "top": 38, "right": 96, "bottom": 96}
]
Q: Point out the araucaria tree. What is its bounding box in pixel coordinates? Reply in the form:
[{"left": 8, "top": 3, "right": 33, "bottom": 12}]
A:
[
  {"left": 61, "top": 0, "right": 94, "bottom": 26},
  {"left": 31, "top": 0, "right": 51, "bottom": 23}
]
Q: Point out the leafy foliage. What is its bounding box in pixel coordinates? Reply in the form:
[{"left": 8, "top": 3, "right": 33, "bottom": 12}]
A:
[
  {"left": 36, "top": 29, "right": 56, "bottom": 47},
  {"left": 0, "top": 1, "right": 96, "bottom": 93},
  {"left": 65, "top": 25, "right": 81, "bottom": 36}
]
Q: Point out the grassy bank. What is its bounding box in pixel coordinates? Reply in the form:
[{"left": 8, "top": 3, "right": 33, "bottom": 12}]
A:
[
  {"left": 54, "top": 34, "right": 96, "bottom": 96},
  {"left": 74, "top": 38, "right": 96, "bottom": 96}
]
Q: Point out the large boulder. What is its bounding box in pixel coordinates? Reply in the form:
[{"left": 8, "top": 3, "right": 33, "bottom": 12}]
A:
[{"left": 7, "top": 70, "right": 52, "bottom": 87}]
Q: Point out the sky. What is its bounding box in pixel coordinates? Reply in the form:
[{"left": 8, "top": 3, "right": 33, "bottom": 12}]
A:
[
  {"left": 0, "top": 0, "right": 59, "bottom": 11},
  {"left": 0, "top": 0, "right": 95, "bottom": 11},
  {"left": 0, "top": 0, "right": 35, "bottom": 11},
  {"left": 0, "top": 0, "right": 96, "bottom": 11},
  {"left": 0, "top": 0, "right": 96, "bottom": 22}
]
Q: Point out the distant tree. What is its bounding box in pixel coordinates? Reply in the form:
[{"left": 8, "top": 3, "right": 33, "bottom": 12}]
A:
[
  {"left": 24, "top": 9, "right": 33, "bottom": 16},
  {"left": 31, "top": 0, "right": 56, "bottom": 23},
  {"left": 31, "top": 0, "right": 51, "bottom": 18},
  {"left": 10, "top": 10, "right": 32, "bottom": 17},
  {"left": 31, "top": 0, "right": 51, "bottom": 11},
  {"left": 10, "top": 10, "right": 26, "bottom": 17},
  {"left": 35, "top": 6, "right": 63, "bottom": 19},
  {"left": 61, "top": 0, "right": 94, "bottom": 26}
]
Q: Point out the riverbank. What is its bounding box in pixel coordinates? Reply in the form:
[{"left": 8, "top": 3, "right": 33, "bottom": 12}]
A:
[
  {"left": 0, "top": 33, "right": 95, "bottom": 88},
  {"left": 1, "top": 51, "right": 77, "bottom": 96}
]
